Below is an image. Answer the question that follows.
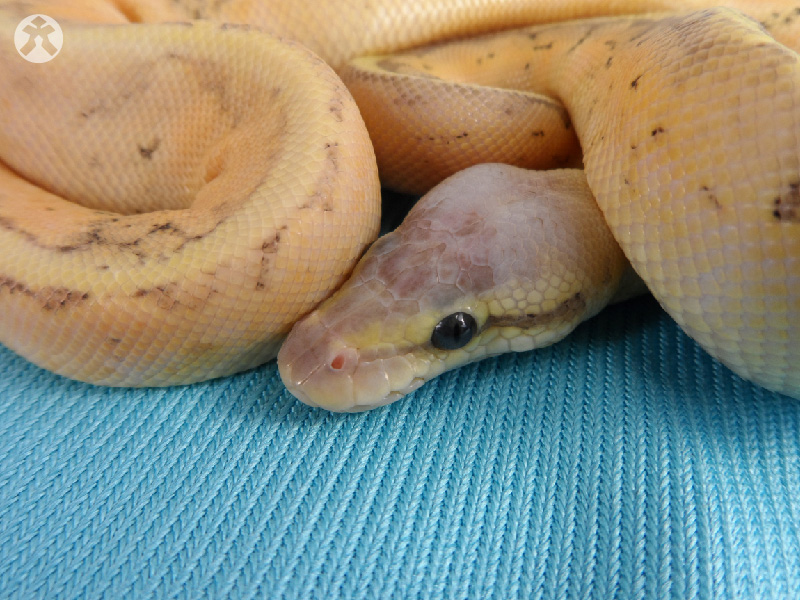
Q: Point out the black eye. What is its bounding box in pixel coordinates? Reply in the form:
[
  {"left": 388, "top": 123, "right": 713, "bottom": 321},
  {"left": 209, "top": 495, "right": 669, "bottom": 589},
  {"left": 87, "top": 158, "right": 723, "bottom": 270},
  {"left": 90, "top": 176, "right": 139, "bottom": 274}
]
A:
[{"left": 431, "top": 312, "right": 478, "bottom": 350}]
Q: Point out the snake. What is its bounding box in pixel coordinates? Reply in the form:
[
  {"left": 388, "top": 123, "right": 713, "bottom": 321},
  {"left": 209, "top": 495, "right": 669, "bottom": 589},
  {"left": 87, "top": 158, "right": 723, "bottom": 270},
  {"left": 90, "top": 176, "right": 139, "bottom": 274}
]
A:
[
  {"left": 0, "top": 2, "right": 797, "bottom": 407},
  {"left": 281, "top": 5, "right": 800, "bottom": 410}
]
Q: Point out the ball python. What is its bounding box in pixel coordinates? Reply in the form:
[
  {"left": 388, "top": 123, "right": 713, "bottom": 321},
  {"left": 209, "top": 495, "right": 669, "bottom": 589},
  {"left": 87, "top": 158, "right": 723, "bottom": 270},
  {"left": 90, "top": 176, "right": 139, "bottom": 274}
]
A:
[
  {"left": 280, "top": 6, "right": 800, "bottom": 410},
  {"left": 0, "top": 2, "right": 797, "bottom": 407}
]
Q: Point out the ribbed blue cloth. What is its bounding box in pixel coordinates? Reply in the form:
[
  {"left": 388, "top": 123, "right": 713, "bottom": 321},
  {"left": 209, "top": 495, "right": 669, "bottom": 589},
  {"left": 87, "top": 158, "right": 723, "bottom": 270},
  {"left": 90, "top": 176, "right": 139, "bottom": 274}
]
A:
[{"left": 1, "top": 296, "right": 798, "bottom": 599}]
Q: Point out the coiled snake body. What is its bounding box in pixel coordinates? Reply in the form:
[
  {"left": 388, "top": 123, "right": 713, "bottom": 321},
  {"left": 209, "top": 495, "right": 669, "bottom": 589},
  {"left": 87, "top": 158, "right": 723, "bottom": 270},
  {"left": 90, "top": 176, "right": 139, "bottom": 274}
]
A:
[{"left": 0, "top": 1, "right": 798, "bottom": 409}]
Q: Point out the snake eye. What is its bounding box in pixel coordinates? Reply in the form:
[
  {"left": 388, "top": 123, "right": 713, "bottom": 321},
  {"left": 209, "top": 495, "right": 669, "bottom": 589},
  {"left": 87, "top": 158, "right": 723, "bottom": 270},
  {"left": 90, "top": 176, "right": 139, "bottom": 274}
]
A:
[{"left": 431, "top": 312, "right": 478, "bottom": 350}]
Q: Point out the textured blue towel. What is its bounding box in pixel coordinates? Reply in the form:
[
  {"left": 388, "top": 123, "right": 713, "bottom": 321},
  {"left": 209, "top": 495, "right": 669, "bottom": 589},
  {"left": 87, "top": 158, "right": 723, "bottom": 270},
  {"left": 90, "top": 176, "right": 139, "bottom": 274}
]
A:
[{"left": 1, "top": 296, "right": 798, "bottom": 599}]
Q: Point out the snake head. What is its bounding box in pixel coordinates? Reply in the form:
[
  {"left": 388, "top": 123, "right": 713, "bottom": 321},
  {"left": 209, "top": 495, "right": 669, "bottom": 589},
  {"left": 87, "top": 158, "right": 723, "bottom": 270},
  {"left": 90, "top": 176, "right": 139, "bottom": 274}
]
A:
[{"left": 278, "top": 164, "right": 629, "bottom": 411}]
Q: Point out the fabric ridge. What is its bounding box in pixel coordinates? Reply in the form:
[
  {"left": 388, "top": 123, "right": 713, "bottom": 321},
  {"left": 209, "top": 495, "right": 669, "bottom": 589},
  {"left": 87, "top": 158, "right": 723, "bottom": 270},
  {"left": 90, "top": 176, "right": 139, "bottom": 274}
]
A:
[{"left": 0, "top": 296, "right": 798, "bottom": 599}]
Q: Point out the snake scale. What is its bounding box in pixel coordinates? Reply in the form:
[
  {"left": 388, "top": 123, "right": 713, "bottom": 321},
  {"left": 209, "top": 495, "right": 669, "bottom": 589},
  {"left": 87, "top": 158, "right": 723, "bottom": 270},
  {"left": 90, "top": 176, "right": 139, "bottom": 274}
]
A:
[{"left": 0, "top": 1, "right": 798, "bottom": 410}]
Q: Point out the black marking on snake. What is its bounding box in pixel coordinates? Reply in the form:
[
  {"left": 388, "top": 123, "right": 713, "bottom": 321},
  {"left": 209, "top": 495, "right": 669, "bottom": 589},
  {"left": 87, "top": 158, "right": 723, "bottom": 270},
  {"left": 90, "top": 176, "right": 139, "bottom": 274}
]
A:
[
  {"left": 631, "top": 74, "right": 643, "bottom": 89},
  {"left": 132, "top": 285, "right": 182, "bottom": 310},
  {"left": 56, "top": 225, "right": 132, "bottom": 254},
  {"left": 0, "top": 275, "right": 90, "bottom": 312},
  {"left": 172, "top": 219, "right": 226, "bottom": 252},
  {"left": 0, "top": 215, "right": 36, "bottom": 246},
  {"left": 80, "top": 102, "right": 110, "bottom": 119},
  {"left": 605, "top": 56, "right": 613, "bottom": 68},
  {"left": 568, "top": 26, "right": 598, "bottom": 53},
  {"left": 42, "top": 289, "right": 90, "bottom": 311},
  {"left": 56, "top": 228, "right": 105, "bottom": 252},
  {"left": 261, "top": 230, "right": 283, "bottom": 254},
  {"left": 0, "top": 200, "right": 217, "bottom": 261},
  {"left": 701, "top": 185, "right": 721, "bottom": 209},
  {"left": 150, "top": 222, "right": 175, "bottom": 233},
  {"left": 651, "top": 127, "right": 665, "bottom": 137},
  {"left": 455, "top": 132, "right": 469, "bottom": 139},
  {"left": 329, "top": 96, "right": 345, "bottom": 122},
  {"left": 533, "top": 42, "right": 553, "bottom": 51},
  {"left": 257, "top": 225, "right": 288, "bottom": 289},
  {"left": 138, "top": 138, "right": 161, "bottom": 160},
  {"left": 0, "top": 276, "right": 32, "bottom": 297},
  {"left": 532, "top": 130, "right": 544, "bottom": 137},
  {"left": 485, "top": 292, "right": 585, "bottom": 329},
  {"left": 324, "top": 141, "right": 340, "bottom": 172},
  {"left": 773, "top": 181, "right": 800, "bottom": 221},
  {"left": 784, "top": 9, "right": 800, "bottom": 25},
  {"left": 6, "top": 209, "right": 225, "bottom": 260}
]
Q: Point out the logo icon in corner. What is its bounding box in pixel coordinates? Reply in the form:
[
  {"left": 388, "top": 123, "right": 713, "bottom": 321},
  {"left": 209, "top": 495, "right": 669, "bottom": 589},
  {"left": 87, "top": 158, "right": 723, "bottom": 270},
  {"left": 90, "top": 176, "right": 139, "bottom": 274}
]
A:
[{"left": 15, "top": 14, "right": 63, "bottom": 63}]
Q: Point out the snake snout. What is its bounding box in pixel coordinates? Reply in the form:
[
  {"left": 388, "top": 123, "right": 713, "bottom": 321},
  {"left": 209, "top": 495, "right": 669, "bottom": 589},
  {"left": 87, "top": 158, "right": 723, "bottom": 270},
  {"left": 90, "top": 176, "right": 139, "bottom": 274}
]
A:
[
  {"left": 278, "top": 316, "right": 358, "bottom": 410},
  {"left": 279, "top": 329, "right": 418, "bottom": 411},
  {"left": 279, "top": 306, "right": 426, "bottom": 411}
]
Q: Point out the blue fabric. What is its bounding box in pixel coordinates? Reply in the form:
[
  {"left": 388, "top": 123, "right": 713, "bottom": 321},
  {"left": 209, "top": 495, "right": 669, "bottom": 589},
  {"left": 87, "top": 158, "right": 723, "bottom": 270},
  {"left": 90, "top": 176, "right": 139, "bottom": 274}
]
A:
[{"left": 1, "top": 296, "right": 799, "bottom": 599}]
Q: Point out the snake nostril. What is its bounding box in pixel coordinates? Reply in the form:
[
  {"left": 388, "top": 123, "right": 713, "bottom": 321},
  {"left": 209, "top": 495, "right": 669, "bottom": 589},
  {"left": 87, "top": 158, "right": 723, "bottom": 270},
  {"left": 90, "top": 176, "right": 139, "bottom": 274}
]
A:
[{"left": 327, "top": 347, "right": 359, "bottom": 373}]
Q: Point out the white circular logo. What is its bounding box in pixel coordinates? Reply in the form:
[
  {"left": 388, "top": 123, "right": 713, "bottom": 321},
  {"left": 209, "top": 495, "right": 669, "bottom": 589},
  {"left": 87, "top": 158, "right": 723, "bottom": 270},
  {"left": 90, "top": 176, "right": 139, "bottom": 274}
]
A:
[{"left": 15, "top": 14, "right": 63, "bottom": 63}]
